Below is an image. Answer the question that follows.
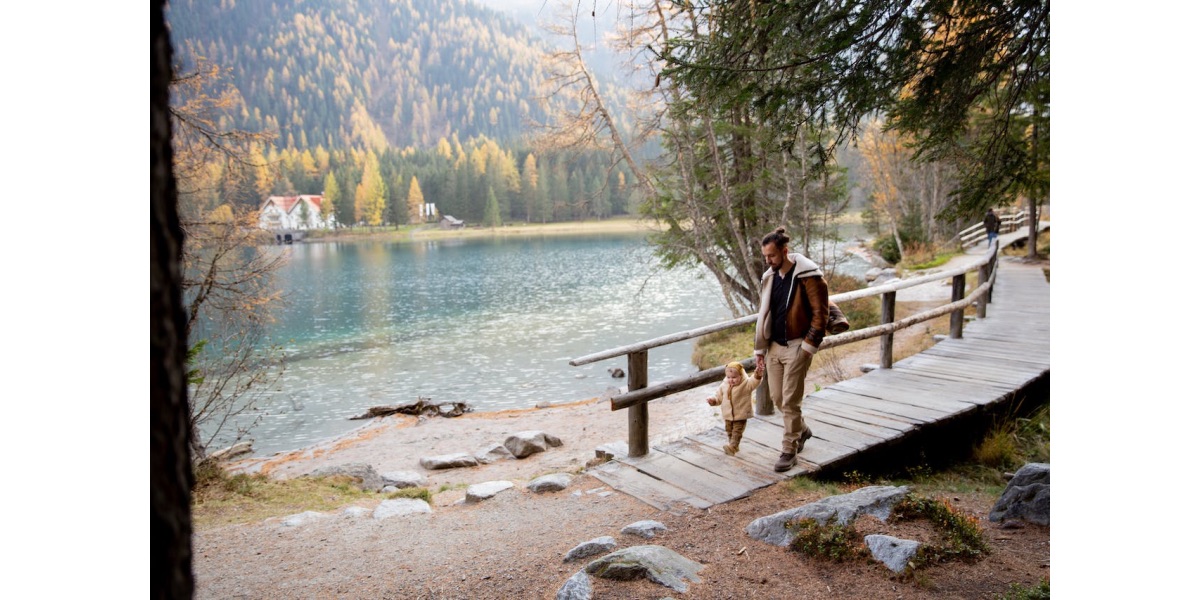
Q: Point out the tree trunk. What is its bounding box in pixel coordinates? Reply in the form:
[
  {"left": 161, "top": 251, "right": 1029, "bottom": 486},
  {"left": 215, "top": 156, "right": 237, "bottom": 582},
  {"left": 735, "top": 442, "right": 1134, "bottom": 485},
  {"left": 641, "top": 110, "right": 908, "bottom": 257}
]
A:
[{"left": 151, "top": 1, "right": 195, "bottom": 597}]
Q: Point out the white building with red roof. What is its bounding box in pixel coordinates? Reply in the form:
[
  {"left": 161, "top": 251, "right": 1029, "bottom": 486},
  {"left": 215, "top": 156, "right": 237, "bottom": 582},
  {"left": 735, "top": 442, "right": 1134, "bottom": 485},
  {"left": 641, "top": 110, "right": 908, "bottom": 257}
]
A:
[{"left": 258, "top": 195, "right": 334, "bottom": 231}]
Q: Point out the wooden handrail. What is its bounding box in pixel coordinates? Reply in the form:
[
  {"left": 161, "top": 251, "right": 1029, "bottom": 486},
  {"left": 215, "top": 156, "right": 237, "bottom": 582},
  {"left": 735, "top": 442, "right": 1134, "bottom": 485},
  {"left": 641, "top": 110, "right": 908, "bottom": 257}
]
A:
[{"left": 570, "top": 223, "right": 1041, "bottom": 457}]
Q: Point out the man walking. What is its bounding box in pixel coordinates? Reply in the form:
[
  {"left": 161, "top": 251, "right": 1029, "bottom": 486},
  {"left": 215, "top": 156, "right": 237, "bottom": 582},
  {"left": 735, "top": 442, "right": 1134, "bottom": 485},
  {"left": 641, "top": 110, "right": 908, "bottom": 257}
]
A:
[
  {"left": 984, "top": 208, "right": 1000, "bottom": 246},
  {"left": 754, "top": 227, "right": 830, "bottom": 472}
]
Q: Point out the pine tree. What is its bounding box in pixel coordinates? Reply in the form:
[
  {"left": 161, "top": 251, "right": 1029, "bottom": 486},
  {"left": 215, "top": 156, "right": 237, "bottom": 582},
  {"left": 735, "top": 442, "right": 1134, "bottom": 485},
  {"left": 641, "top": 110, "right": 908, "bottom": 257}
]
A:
[{"left": 483, "top": 186, "right": 502, "bottom": 228}]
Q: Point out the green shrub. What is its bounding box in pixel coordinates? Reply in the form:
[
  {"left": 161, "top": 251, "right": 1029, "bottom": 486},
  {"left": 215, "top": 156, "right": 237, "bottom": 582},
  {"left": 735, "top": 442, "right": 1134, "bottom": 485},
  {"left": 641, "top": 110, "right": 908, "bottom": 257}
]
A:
[
  {"left": 873, "top": 235, "right": 901, "bottom": 265},
  {"left": 892, "top": 494, "right": 989, "bottom": 565},
  {"left": 997, "top": 578, "right": 1050, "bottom": 600},
  {"left": 786, "top": 518, "right": 865, "bottom": 562}
]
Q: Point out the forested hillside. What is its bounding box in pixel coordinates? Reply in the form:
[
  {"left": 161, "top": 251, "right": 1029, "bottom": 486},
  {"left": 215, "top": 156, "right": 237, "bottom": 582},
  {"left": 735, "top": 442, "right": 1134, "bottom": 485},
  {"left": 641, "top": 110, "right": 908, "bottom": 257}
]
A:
[
  {"left": 167, "top": 0, "right": 553, "bottom": 149},
  {"left": 166, "top": 0, "right": 641, "bottom": 225}
]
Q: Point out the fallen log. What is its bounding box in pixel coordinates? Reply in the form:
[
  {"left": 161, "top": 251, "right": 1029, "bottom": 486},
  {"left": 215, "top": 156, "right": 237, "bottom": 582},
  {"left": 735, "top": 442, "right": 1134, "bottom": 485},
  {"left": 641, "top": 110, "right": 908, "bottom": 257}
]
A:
[{"left": 348, "top": 397, "right": 473, "bottom": 420}]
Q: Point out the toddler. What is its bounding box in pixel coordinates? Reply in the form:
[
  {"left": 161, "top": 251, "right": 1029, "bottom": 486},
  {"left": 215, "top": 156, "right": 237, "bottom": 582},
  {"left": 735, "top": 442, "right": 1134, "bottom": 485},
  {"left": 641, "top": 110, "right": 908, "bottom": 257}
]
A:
[{"left": 706, "top": 361, "right": 764, "bottom": 455}]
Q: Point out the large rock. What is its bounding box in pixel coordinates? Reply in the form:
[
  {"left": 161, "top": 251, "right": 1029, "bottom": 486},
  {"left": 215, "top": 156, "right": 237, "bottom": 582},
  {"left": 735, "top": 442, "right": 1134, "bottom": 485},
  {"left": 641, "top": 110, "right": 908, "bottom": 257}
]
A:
[
  {"left": 373, "top": 498, "right": 432, "bottom": 520},
  {"left": 474, "top": 443, "right": 515, "bottom": 465},
  {"left": 867, "top": 268, "right": 899, "bottom": 287},
  {"left": 308, "top": 463, "right": 385, "bottom": 491},
  {"left": 504, "top": 431, "right": 564, "bottom": 459},
  {"left": 556, "top": 570, "right": 593, "bottom": 600},
  {"left": 989, "top": 463, "right": 1050, "bottom": 525},
  {"left": 865, "top": 534, "right": 922, "bottom": 573},
  {"left": 281, "top": 511, "right": 327, "bottom": 527},
  {"left": 465, "top": 480, "right": 515, "bottom": 503},
  {"left": 621, "top": 520, "right": 667, "bottom": 539},
  {"left": 564, "top": 536, "right": 617, "bottom": 562},
  {"left": 746, "top": 485, "right": 910, "bottom": 547},
  {"left": 585, "top": 545, "right": 703, "bottom": 593},
  {"left": 380, "top": 470, "right": 425, "bottom": 489},
  {"left": 528, "top": 473, "right": 573, "bottom": 493},
  {"left": 419, "top": 453, "right": 479, "bottom": 470},
  {"left": 342, "top": 506, "right": 372, "bottom": 518}
]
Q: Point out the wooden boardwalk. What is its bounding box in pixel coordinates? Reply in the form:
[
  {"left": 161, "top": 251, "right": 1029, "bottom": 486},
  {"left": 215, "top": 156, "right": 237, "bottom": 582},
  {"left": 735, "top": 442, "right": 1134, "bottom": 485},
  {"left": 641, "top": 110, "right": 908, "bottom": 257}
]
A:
[{"left": 589, "top": 257, "right": 1050, "bottom": 512}]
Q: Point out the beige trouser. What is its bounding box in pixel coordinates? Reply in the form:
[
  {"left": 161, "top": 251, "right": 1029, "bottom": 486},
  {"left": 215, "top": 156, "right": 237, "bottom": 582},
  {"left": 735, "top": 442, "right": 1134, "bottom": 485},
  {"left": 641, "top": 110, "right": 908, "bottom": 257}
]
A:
[
  {"left": 766, "top": 341, "right": 812, "bottom": 453},
  {"left": 724, "top": 419, "right": 747, "bottom": 450}
]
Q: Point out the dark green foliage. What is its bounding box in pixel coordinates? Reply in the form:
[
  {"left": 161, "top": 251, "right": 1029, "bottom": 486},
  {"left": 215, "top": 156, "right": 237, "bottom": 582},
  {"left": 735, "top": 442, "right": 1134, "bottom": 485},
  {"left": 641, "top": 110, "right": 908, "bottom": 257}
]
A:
[
  {"left": 662, "top": 0, "right": 1049, "bottom": 218},
  {"left": 892, "top": 495, "right": 989, "bottom": 566},
  {"left": 872, "top": 235, "right": 901, "bottom": 265},
  {"left": 786, "top": 518, "right": 866, "bottom": 562}
]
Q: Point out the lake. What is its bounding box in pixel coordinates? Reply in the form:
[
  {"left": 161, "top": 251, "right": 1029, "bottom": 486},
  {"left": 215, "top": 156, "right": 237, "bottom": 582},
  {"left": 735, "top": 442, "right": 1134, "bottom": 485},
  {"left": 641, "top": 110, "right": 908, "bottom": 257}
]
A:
[{"left": 216, "top": 233, "right": 740, "bottom": 457}]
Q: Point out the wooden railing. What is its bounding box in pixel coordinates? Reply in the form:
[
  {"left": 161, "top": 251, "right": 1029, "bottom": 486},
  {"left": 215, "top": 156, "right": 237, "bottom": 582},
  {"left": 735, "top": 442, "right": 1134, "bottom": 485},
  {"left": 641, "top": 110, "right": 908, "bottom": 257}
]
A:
[
  {"left": 958, "top": 210, "right": 1027, "bottom": 247},
  {"left": 570, "top": 244, "right": 1003, "bottom": 457}
]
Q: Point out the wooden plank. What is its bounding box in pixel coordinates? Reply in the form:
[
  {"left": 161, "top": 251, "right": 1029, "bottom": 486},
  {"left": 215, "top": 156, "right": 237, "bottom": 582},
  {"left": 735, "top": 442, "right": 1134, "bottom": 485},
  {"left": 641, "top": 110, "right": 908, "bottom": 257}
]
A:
[
  {"left": 690, "top": 426, "right": 815, "bottom": 476},
  {"left": 825, "top": 383, "right": 979, "bottom": 418},
  {"left": 756, "top": 410, "right": 884, "bottom": 450},
  {"left": 619, "top": 449, "right": 757, "bottom": 504},
  {"left": 657, "top": 439, "right": 779, "bottom": 488},
  {"left": 813, "top": 388, "right": 952, "bottom": 423},
  {"left": 741, "top": 417, "right": 857, "bottom": 467},
  {"left": 803, "top": 404, "right": 911, "bottom": 437},
  {"left": 588, "top": 461, "right": 710, "bottom": 511},
  {"left": 805, "top": 395, "right": 925, "bottom": 428}
]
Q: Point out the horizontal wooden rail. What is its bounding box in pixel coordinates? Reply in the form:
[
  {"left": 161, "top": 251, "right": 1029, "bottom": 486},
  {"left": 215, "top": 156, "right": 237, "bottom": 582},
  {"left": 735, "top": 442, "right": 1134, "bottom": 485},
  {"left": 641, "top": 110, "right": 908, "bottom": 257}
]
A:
[
  {"left": 610, "top": 270, "right": 996, "bottom": 411},
  {"left": 570, "top": 250, "right": 996, "bottom": 367},
  {"left": 569, "top": 224, "right": 1037, "bottom": 457}
]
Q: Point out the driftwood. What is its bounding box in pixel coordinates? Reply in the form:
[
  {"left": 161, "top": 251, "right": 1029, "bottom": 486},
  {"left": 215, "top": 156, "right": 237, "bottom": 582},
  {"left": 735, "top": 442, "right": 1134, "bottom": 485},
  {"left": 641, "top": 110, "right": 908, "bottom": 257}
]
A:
[{"left": 349, "top": 397, "right": 472, "bottom": 420}]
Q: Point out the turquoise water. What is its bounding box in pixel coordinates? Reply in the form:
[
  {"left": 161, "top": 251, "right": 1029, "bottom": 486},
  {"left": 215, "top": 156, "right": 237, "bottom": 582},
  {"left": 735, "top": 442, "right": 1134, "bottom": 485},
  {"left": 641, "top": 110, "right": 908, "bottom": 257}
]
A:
[{"left": 224, "top": 233, "right": 734, "bottom": 457}]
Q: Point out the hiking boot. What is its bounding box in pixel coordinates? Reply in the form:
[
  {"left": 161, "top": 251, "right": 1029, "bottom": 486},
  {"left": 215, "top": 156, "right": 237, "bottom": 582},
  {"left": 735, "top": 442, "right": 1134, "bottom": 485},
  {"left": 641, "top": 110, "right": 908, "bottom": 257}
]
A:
[
  {"left": 796, "top": 427, "right": 814, "bottom": 454},
  {"left": 774, "top": 452, "right": 796, "bottom": 472}
]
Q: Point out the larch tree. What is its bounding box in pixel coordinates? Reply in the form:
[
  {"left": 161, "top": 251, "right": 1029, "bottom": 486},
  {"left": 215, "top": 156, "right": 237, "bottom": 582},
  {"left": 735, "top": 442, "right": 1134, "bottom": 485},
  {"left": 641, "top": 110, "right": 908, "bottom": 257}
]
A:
[
  {"left": 406, "top": 175, "right": 425, "bottom": 224},
  {"left": 321, "top": 172, "right": 338, "bottom": 226},
  {"left": 355, "top": 150, "right": 386, "bottom": 226}
]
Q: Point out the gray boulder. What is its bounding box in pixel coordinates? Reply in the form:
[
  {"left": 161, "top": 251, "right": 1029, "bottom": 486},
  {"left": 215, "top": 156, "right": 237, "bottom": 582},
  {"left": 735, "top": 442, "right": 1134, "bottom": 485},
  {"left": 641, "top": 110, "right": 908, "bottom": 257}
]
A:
[
  {"left": 585, "top": 545, "right": 703, "bottom": 593},
  {"left": 867, "top": 269, "right": 899, "bottom": 287},
  {"left": 373, "top": 498, "right": 432, "bottom": 520},
  {"left": 342, "top": 506, "right": 372, "bottom": 518},
  {"left": 308, "top": 463, "right": 385, "bottom": 492},
  {"left": 528, "top": 473, "right": 573, "bottom": 493},
  {"left": 556, "top": 570, "right": 593, "bottom": 600},
  {"left": 281, "top": 510, "right": 327, "bottom": 527},
  {"left": 466, "top": 480, "right": 515, "bottom": 503},
  {"left": 865, "top": 534, "right": 922, "bottom": 573},
  {"left": 621, "top": 520, "right": 667, "bottom": 539},
  {"left": 989, "top": 463, "right": 1050, "bottom": 525},
  {"left": 474, "top": 444, "right": 515, "bottom": 465},
  {"left": 419, "top": 453, "right": 479, "bottom": 470},
  {"left": 380, "top": 470, "right": 425, "bottom": 489},
  {"left": 746, "top": 485, "right": 910, "bottom": 547},
  {"left": 564, "top": 536, "right": 617, "bottom": 562},
  {"left": 504, "top": 431, "right": 564, "bottom": 459}
]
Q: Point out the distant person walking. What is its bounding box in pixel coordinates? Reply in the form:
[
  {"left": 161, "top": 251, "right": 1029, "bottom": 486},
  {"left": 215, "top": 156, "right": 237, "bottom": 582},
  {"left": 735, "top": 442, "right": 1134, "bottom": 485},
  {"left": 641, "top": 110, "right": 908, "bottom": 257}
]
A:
[
  {"left": 984, "top": 208, "right": 1000, "bottom": 247},
  {"left": 753, "top": 228, "right": 830, "bottom": 472}
]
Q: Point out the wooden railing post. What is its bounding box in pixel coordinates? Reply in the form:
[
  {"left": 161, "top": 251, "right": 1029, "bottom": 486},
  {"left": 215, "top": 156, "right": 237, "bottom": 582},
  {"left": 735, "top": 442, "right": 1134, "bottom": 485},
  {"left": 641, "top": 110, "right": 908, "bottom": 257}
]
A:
[
  {"left": 987, "top": 251, "right": 997, "bottom": 303},
  {"left": 880, "top": 291, "right": 896, "bottom": 368},
  {"left": 950, "top": 274, "right": 966, "bottom": 339},
  {"left": 627, "top": 350, "right": 649, "bottom": 457},
  {"left": 755, "top": 366, "right": 773, "bottom": 415},
  {"left": 976, "top": 263, "right": 989, "bottom": 319}
]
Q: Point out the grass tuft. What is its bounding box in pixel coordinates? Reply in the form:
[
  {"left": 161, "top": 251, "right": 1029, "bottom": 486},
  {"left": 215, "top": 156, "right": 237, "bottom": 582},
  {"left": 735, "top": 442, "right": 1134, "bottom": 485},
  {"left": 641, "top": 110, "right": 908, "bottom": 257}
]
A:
[
  {"left": 192, "top": 465, "right": 374, "bottom": 528},
  {"left": 997, "top": 578, "right": 1050, "bottom": 600},
  {"left": 891, "top": 494, "right": 989, "bottom": 566}
]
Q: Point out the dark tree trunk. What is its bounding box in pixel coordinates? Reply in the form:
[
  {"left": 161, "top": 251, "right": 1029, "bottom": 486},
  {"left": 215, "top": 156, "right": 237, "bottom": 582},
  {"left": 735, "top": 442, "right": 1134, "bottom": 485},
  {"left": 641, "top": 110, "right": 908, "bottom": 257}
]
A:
[{"left": 151, "top": 1, "right": 195, "bottom": 598}]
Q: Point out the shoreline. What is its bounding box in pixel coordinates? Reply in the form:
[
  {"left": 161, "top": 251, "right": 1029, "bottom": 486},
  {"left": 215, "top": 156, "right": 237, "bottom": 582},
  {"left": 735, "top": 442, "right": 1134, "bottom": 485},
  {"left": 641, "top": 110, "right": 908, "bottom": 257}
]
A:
[{"left": 299, "top": 215, "right": 666, "bottom": 245}]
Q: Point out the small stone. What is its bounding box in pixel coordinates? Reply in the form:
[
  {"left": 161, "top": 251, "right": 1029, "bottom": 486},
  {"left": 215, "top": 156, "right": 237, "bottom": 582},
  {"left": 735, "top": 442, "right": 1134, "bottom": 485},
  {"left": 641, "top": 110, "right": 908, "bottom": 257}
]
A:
[
  {"left": 466, "top": 480, "right": 515, "bottom": 503},
  {"left": 622, "top": 520, "right": 667, "bottom": 539},
  {"left": 528, "top": 473, "right": 573, "bottom": 493},
  {"left": 373, "top": 498, "right": 432, "bottom": 520},
  {"left": 564, "top": 536, "right": 617, "bottom": 562}
]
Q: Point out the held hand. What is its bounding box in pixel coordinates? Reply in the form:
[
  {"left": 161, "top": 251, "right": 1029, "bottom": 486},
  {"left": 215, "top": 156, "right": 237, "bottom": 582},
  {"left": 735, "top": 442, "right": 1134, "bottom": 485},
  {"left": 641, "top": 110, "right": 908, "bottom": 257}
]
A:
[{"left": 755, "top": 355, "right": 765, "bottom": 373}]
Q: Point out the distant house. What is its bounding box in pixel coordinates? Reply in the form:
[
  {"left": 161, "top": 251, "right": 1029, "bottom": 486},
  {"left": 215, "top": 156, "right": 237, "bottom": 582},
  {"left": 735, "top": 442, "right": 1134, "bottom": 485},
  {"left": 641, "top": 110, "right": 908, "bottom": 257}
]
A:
[
  {"left": 258, "top": 195, "right": 335, "bottom": 231},
  {"left": 440, "top": 215, "right": 465, "bottom": 229}
]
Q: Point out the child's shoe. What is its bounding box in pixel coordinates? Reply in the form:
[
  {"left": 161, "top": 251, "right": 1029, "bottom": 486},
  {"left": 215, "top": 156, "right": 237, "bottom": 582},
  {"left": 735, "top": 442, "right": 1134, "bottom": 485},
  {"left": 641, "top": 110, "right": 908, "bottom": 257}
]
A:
[{"left": 723, "top": 444, "right": 736, "bottom": 455}]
